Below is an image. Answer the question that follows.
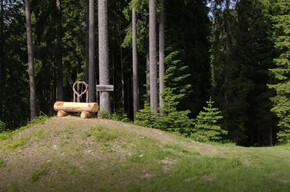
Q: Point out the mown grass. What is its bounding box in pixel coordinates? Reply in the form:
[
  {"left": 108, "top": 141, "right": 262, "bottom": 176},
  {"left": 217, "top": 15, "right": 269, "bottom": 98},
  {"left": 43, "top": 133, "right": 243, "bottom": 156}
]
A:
[{"left": 0, "top": 117, "right": 289, "bottom": 192}]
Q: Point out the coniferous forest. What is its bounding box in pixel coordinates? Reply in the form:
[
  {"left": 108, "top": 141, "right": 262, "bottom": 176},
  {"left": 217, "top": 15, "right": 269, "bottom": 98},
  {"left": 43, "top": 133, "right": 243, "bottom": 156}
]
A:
[{"left": 0, "top": 0, "right": 289, "bottom": 146}]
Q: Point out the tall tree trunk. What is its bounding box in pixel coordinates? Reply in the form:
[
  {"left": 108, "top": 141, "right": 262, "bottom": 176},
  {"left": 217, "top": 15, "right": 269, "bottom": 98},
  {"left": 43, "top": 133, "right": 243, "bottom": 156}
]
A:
[
  {"left": 0, "top": 0, "right": 4, "bottom": 119},
  {"left": 89, "top": 0, "right": 96, "bottom": 102},
  {"left": 146, "top": 55, "right": 150, "bottom": 97},
  {"left": 224, "top": 0, "right": 230, "bottom": 105},
  {"left": 25, "top": 0, "right": 37, "bottom": 119},
  {"left": 132, "top": 5, "right": 140, "bottom": 121},
  {"left": 159, "top": 0, "right": 165, "bottom": 109},
  {"left": 98, "top": 0, "right": 110, "bottom": 113},
  {"left": 121, "top": 47, "right": 125, "bottom": 109},
  {"left": 222, "top": 0, "right": 231, "bottom": 131},
  {"left": 85, "top": 0, "right": 89, "bottom": 84},
  {"left": 56, "top": 0, "right": 63, "bottom": 101},
  {"left": 149, "top": 0, "right": 158, "bottom": 113}
]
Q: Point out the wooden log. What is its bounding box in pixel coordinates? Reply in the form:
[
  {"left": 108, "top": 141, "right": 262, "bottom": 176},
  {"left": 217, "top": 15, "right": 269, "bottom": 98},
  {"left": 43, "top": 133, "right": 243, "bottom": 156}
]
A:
[
  {"left": 80, "top": 111, "right": 95, "bottom": 119},
  {"left": 54, "top": 102, "right": 99, "bottom": 113},
  {"left": 57, "top": 110, "right": 69, "bottom": 117}
]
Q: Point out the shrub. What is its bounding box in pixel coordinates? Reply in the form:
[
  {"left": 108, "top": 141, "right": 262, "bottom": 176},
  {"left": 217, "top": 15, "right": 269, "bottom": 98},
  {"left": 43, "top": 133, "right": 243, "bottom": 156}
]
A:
[
  {"left": 136, "top": 89, "right": 194, "bottom": 135},
  {"left": 135, "top": 102, "right": 157, "bottom": 128},
  {"left": 0, "top": 120, "right": 5, "bottom": 133},
  {"left": 277, "top": 129, "right": 290, "bottom": 143},
  {"left": 156, "top": 88, "right": 193, "bottom": 135},
  {"left": 112, "top": 108, "right": 130, "bottom": 122},
  {"left": 191, "top": 97, "right": 227, "bottom": 142},
  {"left": 98, "top": 110, "right": 111, "bottom": 119}
]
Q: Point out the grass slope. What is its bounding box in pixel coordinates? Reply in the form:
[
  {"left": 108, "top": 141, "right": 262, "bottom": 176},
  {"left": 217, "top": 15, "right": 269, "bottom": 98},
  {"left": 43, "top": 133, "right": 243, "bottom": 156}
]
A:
[{"left": 0, "top": 117, "right": 289, "bottom": 192}]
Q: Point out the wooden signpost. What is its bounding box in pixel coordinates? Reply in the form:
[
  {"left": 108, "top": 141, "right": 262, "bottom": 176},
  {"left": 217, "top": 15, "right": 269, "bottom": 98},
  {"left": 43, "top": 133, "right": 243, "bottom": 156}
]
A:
[{"left": 96, "top": 85, "right": 114, "bottom": 92}]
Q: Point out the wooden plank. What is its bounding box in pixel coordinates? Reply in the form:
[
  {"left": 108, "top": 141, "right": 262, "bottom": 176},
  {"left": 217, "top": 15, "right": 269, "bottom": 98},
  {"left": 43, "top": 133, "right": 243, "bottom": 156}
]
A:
[{"left": 96, "top": 85, "right": 114, "bottom": 92}]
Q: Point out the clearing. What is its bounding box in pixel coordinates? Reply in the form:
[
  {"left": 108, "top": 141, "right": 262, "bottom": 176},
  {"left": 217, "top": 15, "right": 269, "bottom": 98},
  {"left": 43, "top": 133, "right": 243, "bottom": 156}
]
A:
[{"left": 0, "top": 116, "right": 289, "bottom": 192}]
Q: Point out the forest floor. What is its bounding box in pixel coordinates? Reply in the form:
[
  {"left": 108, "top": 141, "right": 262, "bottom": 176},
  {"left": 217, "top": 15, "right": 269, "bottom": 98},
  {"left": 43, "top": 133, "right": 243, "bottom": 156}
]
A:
[{"left": 0, "top": 116, "right": 289, "bottom": 192}]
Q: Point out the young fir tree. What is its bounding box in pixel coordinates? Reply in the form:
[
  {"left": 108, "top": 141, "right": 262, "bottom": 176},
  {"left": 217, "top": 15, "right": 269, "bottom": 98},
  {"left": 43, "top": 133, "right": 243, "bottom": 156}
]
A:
[
  {"left": 268, "top": 0, "right": 290, "bottom": 143},
  {"left": 192, "top": 97, "right": 227, "bottom": 142},
  {"left": 157, "top": 88, "right": 193, "bottom": 135},
  {"left": 136, "top": 49, "right": 193, "bottom": 135}
]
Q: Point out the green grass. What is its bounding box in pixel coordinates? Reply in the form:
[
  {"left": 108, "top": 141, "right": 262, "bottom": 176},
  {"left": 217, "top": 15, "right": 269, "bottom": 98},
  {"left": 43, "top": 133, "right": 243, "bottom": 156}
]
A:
[
  {"left": 0, "top": 117, "right": 289, "bottom": 192},
  {"left": 30, "top": 169, "right": 47, "bottom": 183},
  {"left": 0, "top": 116, "right": 49, "bottom": 142},
  {"left": 0, "top": 158, "right": 4, "bottom": 168}
]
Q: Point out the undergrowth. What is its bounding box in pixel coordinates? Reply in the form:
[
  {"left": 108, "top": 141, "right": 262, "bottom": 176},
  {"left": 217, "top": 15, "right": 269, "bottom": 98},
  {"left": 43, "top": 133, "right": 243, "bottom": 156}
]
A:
[{"left": 0, "top": 115, "right": 49, "bottom": 142}]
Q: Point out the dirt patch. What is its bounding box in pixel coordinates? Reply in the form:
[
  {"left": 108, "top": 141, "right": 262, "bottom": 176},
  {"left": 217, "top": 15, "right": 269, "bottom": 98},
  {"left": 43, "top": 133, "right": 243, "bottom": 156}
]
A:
[
  {"left": 202, "top": 175, "right": 214, "bottom": 182},
  {"left": 160, "top": 158, "right": 177, "bottom": 174},
  {"left": 140, "top": 169, "right": 155, "bottom": 179}
]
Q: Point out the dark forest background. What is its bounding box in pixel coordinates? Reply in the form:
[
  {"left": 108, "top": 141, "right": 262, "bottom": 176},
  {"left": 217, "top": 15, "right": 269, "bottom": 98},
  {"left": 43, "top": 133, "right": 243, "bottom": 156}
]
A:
[{"left": 0, "top": 0, "right": 289, "bottom": 146}]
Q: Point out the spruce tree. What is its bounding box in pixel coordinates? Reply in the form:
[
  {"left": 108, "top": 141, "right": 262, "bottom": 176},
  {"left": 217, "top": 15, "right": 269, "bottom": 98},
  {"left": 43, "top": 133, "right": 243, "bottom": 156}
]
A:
[
  {"left": 268, "top": 0, "right": 290, "bottom": 143},
  {"left": 192, "top": 97, "right": 227, "bottom": 142}
]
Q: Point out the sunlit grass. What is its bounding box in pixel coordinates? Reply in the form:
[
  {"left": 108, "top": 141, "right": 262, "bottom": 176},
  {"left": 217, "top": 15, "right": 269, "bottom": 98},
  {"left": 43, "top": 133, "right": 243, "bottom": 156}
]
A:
[{"left": 0, "top": 117, "right": 289, "bottom": 192}]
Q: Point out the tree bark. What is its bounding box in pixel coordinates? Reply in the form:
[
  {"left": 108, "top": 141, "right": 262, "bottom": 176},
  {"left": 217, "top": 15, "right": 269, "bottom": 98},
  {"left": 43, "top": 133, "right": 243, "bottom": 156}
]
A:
[
  {"left": 85, "top": 0, "right": 89, "bottom": 84},
  {"left": 159, "top": 0, "right": 165, "bottom": 109},
  {"left": 224, "top": 0, "right": 231, "bottom": 105},
  {"left": 98, "top": 0, "right": 111, "bottom": 113},
  {"left": 132, "top": 5, "right": 140, "bottom": 121},
  {"left": 0, "top": 0, "right": 4, "bottom": 118},
  {"left": 89, "top": 0, "right": 96, "bottom": 102},
  {"left": 121, "top": 48, "right": 125, "bottom": 109},
  {"left": 56, "top": 0, "right": 63, "bottom": 101},
  {"left": 149, "top": 0, "right": 158, "bottom": 113},
  {"left": 146, "top": 55, "right": 150, "bottom": 97},
  {"left": 25, "top": 0, "right": 37, "bottom": 119}
]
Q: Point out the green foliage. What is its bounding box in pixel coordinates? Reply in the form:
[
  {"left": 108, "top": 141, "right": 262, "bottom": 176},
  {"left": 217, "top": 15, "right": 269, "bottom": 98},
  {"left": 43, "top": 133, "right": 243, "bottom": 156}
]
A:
[
  {"left": 0, "top": 121, "right": 5, "bottom": 133},
  {"left": 112, "top": 109, "right": 130, "bottom": 122},
  {"left": 191, "top": 97, "right": 227, "bottom": 142},
  {"left": 164, "top": 48, "right": 191, "bottom": 107},
  {"left": 122, "top": 0, "right": 149, "bottom": 53},
  {"left": 136, "top": 48, "right": 194, "bottom": 135},
  {"left": 210, "top": 0, "right": 276, "bottom": 146},
  {"left": 135, "top": 102, "right": 157, "bottom": 128},
  {"left": 136, "top": 89, "right": 193, "bottom": 136},
  {"left": 0, "top": 0, "right": 30, "bottom": 130},
  {"left": 98, "top": 110, "right": 111, "bottom": 119},
  {"left": 268, "top": 0, "right": 290, "bottom": 143},
  {"left": 30, "top": 169, "right": 47, "bottom": 182},
  {"left": 0, "top": 115, "right": 48, "bottom": 142},
  {"left": 156, "top": 88, "right": 193, "bottom": 135},
  {"left": 0, "top": 158, "right": 4, "bottom": 168},
  {"left": 165, "top": 0, "right": 211, "bottom": 116}
]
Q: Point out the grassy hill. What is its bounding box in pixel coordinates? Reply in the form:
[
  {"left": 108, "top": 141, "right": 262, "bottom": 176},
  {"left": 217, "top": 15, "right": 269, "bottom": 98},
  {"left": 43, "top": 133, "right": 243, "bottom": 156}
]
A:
[{"left": 0, "top": 117, "right": 289, "bottom": 192}]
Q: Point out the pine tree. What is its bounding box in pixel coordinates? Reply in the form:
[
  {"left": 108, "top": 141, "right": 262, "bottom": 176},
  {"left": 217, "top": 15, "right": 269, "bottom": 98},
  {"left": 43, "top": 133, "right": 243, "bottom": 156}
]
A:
[
  {"left": 164, "top": 49, "right": 191, "bottom": 105},
  {"left": 268, "top": 0, "right": 290, "bottom": 143},
  {"left": 192, "top": 97, "right": 227, "bottom": 142},
  {"left": 136, "top": 49, "right": 193, "bottom": 134}
]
